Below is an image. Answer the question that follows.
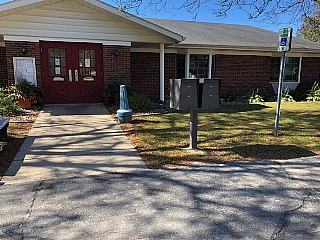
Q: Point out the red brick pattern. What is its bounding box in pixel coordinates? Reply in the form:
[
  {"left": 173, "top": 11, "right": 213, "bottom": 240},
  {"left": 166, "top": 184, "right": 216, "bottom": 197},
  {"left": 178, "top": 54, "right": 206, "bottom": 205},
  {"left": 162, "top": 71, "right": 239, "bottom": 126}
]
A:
[
  {"left": 5, "top": 41, "right": 42, "bottom": 87},
  {"left": 102, "top": 46, "right": 131, "bottom": 86},
  {"left": 297, "top": 57, "right": 320, "bottom": 97},
  {"left": 0, "top": 46, "right": 7, "bottom": 87},
  {"left": 1, "top": 42, "right": 320, "bottom": 102},
  {"left": 130, "top": 52, "right": 176, "bottom": 100},
  {"left": 215, "top": 54, "right": 275, "bottom": 99}
]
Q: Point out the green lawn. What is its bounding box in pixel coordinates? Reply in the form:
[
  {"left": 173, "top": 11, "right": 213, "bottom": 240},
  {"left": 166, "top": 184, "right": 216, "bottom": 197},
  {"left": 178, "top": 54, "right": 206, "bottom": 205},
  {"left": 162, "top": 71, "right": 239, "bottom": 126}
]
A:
[{"left": 124, "top": 102, "right": 320, "bottom": 168}]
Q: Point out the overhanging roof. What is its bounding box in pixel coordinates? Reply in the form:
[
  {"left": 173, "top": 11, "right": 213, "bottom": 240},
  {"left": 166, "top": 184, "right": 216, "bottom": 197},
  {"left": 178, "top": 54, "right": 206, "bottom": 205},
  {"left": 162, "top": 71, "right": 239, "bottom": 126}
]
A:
[
  {"left": 147, "top": 18, "right": 320, "bottom": 53},
  {"left": 0, "top": 0, "right": 184, "bottom": 43}
]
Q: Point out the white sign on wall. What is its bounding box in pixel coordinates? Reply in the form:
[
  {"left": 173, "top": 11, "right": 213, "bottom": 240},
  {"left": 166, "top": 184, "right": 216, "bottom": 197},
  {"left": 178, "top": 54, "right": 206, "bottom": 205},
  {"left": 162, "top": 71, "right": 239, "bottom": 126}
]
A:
[{"left": 13, "top": 57, "right": 37, "bottom": 86}]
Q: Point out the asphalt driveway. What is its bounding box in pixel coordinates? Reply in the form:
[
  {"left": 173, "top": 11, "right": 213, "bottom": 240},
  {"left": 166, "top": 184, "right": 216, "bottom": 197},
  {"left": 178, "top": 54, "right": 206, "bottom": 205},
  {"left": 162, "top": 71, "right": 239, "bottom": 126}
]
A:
[{"left": 1, "top": 157, "right": 319, "bottom": 239}]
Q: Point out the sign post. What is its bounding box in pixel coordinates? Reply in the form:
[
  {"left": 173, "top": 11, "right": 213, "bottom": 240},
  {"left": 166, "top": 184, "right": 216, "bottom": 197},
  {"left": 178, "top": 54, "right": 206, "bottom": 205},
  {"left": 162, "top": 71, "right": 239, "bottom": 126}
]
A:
[{"left": 274, "top": 28, "right": 292, "bottom": 136}]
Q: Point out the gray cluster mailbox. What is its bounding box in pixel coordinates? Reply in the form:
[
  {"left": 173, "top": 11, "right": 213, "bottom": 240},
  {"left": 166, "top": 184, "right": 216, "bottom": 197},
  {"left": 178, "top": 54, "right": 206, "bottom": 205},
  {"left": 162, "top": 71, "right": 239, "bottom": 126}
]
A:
[{"left": 170, "top": 78, "right": 221, "bottom": 110}]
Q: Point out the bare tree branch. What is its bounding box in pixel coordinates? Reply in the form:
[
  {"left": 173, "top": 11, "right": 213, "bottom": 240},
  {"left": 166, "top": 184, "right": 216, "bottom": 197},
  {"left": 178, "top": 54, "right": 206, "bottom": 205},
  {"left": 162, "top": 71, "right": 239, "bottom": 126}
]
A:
[{"left": 113, "top": 0, "right": 318, "bottom": 24}]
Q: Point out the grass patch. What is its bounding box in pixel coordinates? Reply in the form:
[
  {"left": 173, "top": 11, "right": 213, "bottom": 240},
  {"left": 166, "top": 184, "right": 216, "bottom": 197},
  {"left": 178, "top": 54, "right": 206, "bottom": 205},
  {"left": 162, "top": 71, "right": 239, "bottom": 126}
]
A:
[{"left": 122, "top": 102, "right": 320, "bottom": 168}]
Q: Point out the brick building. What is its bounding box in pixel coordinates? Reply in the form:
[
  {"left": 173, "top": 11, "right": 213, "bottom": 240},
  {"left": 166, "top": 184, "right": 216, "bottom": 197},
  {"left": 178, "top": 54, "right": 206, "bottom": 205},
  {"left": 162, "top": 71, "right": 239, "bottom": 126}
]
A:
[{"left": 0, "top": 0, "right": 319, "bottom": 104}]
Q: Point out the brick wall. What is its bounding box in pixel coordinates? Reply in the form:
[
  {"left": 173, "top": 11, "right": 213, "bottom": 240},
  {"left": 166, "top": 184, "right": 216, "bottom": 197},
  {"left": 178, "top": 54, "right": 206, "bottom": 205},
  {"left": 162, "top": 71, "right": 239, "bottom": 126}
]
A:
[
  {"left": 5, "top": 41, "right": 42, "bottom": 87},
  {"left": 0, "top": 46, "right": 7, "bottom": 87},
  {"left": 102, "top": 46, "right": 131, "bottom": 86},
  {"left": 296, "top": 57, "right": 320, "bottom": 99},
  {"left": 215, "top": 54, "right": 275, "bottom": 99},
  {"left": 131, "top": 52, "right": 176, "bottom": 100}
]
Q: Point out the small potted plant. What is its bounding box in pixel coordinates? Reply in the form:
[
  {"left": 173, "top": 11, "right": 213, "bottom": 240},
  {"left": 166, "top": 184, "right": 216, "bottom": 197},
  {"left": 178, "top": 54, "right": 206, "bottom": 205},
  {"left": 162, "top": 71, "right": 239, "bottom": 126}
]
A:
[{"left": 7, "top": 79, "right": 45, "bottom": 109}]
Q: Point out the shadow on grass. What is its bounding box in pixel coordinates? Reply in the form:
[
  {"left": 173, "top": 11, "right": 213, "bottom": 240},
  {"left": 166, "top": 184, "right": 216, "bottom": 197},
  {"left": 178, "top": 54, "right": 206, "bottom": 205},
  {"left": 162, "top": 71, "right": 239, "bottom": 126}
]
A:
[
  {"left": 230, "top": 144, "right": 317, "bottom": 160},
  {"left": 201, "top": 103, "right": 272, "bottom": 113},
  {"left": 139, "top": 144, "right": 318, "bottom": 169}
]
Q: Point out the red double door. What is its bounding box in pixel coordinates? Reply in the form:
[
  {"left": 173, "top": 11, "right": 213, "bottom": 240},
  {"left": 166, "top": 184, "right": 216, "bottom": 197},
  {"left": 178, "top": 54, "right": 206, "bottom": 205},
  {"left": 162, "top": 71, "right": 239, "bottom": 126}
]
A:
[{"left": 40, "top": 41, "right": 103, "bottom": 104}]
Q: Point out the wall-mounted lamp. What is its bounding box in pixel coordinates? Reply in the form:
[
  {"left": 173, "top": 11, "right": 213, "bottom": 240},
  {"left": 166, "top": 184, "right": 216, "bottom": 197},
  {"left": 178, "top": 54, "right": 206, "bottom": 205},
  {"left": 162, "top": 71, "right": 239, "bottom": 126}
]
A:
[
  {"left": 114, "top": 49, "right": 119, "bottom": 58},
  {"left": 21, "top": 47, "right": 27, "bottom": 56}
]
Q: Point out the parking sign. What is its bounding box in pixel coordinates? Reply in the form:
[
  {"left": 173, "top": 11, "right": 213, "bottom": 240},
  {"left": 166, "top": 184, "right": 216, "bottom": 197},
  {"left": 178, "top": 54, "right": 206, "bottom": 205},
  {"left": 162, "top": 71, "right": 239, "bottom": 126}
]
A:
[{"left": 278, "top": 28, "right": 293, "bottom": 52}]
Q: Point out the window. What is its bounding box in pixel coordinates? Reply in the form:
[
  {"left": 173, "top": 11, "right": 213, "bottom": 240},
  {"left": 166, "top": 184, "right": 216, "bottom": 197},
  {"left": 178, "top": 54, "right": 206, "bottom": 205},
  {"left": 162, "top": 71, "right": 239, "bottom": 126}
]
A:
[
  {"left": 270, "top": 57, "right": 301, "bottom": 82},
  {"left": 48, "top": 48, "right": 66, "bottom": 77},
  {"left": 190, "top": 54, "right": 209, "bottom": 78},
  {"left": 176, "top": 54, "right": 213, "bottom": 78},
  {"left": 79, "top": 49, "right": 96, "bottom": 77},
  {"left": 176, "top": 54, "right": 185, "bottom": 79}
]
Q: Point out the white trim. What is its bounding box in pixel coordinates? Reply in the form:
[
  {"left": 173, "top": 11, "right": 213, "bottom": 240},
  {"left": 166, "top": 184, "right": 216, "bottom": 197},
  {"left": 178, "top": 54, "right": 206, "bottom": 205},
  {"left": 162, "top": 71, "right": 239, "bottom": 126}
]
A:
[
  {"left": 3, "top": 35, "right": 132, "bottom": 46},
  {"left": 185, "top": 53, "right": 190, "bottom": 78},
  {"left": 130, "top": 48, "right": 177, "bottom": 53},
  {"left": 208, "top": 54, "right": 212, "bottom": 78},
  {"left": 13, "top": 57, "right": 37, "bottom": 86},
  {"left": 160, "top": 43, "right": 165, "bottom": 102},
  {"left": 298, "top": 56, "right": 302, "bottom": 84},
  {"left": 0, "top": 0, "right": 43, "bottom": 12},
  {"left": 173, "top": 45, "right": 320, "bottom": 54}
]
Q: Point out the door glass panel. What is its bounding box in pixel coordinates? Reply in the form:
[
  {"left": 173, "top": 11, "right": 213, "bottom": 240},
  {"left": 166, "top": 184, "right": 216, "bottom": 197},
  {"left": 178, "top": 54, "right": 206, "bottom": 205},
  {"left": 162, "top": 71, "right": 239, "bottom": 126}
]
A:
[
  {"left": 48, "top": 48, "right": 67, "bottom": 77},
  {"left": 60, "top": 49, "right": 66, "bottom": 57},
  {"left": 48, "top": 48, "right": 54, "bottom": 57},
  {"left": 90, "top": 50, "right": 95, "bottom": 58},
  {"left": 79, "top": 49, "right": 96, "bottom": 77}
]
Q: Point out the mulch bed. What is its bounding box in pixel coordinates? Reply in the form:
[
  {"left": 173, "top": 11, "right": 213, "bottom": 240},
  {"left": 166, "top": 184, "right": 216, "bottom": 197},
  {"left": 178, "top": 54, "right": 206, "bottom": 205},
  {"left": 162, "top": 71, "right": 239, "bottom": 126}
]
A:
[{"left": 0, "top": 109, "right": 40, "bottom": 178}]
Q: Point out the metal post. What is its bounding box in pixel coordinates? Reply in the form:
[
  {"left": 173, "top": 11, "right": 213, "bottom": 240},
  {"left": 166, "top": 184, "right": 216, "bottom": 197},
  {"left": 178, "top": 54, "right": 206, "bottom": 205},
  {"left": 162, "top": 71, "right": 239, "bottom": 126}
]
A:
[
  {"left": 274, "top": 51, "right": 286, "bottom": 136},
  {"left": 190, "top": 109, "right": 198, "bottom": 149},
  {"left": 160, "top": 43, "right": 165, "bottom": 102}
]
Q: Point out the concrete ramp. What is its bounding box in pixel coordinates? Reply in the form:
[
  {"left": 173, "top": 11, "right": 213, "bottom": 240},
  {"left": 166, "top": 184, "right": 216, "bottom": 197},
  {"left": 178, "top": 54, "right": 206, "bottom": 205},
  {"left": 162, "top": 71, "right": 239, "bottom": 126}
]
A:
[{"left": 2, "top": 104, "right": 147, "bottom": 184}]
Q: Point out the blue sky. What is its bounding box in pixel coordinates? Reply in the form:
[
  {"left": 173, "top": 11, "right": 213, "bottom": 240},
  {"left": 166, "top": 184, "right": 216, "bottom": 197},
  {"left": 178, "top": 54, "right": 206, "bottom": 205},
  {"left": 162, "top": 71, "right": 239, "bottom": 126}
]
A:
[{"left": 0, "top": 0, "right": 301, "bottom": 34}]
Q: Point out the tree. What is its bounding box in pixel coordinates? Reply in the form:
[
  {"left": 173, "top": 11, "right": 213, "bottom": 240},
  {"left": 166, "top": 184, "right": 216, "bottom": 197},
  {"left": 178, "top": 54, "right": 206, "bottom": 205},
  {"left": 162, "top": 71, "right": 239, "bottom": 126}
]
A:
[
  {"left": 298, "top": 4, "right": 320, "bottom": 42},
  {"left": 117, "top": 0, "right": 319, "bottom": 23}
]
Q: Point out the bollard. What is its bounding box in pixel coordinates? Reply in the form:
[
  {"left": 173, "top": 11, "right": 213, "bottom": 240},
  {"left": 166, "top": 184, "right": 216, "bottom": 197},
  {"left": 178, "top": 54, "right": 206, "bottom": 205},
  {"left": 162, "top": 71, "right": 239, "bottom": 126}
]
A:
[{"left": 116, "top": 85, "right": 132, "bottom": 124}]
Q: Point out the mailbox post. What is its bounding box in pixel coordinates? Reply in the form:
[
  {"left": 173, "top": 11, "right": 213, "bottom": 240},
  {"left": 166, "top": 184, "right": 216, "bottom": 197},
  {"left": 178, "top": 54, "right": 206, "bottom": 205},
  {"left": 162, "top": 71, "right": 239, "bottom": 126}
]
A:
[{"left": 170, "top": 78, "right": 221, "bottom": 149}]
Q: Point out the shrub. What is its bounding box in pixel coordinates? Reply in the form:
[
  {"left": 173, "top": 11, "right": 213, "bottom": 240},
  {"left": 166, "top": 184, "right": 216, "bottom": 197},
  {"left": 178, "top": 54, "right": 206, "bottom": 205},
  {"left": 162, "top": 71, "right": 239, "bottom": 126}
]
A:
[
  {"left": 0, "top": 90, "right": 20, "bottom": 116},
  {"left": 242, "top": 89, "right": 264, "bottom": 103},
  {"left": 221, "top": 91, "right": 236, "bottom": 102},
  {"left": 104, "top": 81, "right": 131, "bottom": 106},
  {"left": 128, "top": 92, "right": 155, "bottom": 112},
  {"left": 282, "top": 88, "right": 295, "bottom": 102},
  {"left": 6, "top": 80, "right": 46, "bottom": 105},
  {"left": 306, "top": 81, "right": 320, "bottom": 101}
]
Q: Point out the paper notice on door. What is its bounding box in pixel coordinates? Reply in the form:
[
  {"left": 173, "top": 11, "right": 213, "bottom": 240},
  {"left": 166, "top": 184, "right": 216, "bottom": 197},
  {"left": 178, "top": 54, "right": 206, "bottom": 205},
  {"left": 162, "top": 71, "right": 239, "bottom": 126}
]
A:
[
  {"left": 55, "top": 58, "right": 60, "bottom": 66},
  {"left": 55, "top": 67, "right": 61, "bottom": 75},
  {"left": 85, "top": 59, "right": 91, "bottom": 67}
]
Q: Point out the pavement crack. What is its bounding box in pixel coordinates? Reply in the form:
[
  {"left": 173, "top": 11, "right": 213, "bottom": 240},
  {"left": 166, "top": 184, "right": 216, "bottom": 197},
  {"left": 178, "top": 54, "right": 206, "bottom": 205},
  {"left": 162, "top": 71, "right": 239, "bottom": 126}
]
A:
[
  {"left": 270, "top": 191, "right": 312, "bottom": 240},
  {"left": 18, "top": 180, "right": 44, "bottom": 240}
]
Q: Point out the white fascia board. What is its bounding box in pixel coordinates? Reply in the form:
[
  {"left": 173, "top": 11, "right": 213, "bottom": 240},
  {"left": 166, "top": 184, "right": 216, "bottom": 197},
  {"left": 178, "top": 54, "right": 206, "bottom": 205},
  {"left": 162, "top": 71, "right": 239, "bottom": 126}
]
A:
[
  {"left": 84, "top": 0, "right": 184, "bottom": 43},
  {"left": 0, "top": 0, "right": 44, "bottom": 13},
  {"left": 4, "top": 35, "right": 131, "bottom": 46},
  {"left": 171, "top": 44, "right": 320, "bottom": 56},
  {"left": 130, "top": 47, "right": 177, "bottom": 53}
]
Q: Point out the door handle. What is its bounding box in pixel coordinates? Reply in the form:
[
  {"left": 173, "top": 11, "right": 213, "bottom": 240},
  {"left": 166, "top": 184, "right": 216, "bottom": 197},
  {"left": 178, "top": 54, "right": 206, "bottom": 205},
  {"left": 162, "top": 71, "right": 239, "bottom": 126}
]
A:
[
  {"left": 69, "top": 70, "right": 72, "bottom": 82},
  {"left": 75, "top": 70, "right": 78, "bottom": 82}
]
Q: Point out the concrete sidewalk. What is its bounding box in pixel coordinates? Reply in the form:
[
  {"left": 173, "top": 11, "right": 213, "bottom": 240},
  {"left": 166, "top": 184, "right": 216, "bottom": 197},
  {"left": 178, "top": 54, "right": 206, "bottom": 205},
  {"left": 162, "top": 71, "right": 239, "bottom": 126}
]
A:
[{"left": 2, "top": 104, "right": 147, "bottom": 184}]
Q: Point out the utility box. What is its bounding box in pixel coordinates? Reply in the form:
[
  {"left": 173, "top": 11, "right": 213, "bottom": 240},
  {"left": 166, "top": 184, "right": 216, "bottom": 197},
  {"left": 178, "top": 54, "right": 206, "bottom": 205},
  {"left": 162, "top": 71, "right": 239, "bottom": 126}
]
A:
[
  {"left": 170, "top": 78, "right": 221, "bottom": 110},
  {"left": 170, "top": 79, "right": 198, "bottom": 110}
]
